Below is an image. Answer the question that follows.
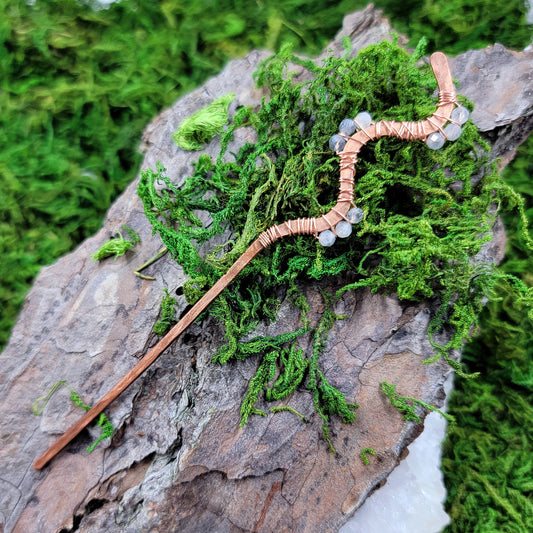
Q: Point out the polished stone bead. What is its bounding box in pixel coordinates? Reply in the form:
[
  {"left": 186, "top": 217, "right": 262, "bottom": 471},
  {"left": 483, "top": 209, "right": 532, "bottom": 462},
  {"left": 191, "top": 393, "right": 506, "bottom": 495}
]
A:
[
  {"left": 318, "top": 229, "right": 336, "bottom": 247},
  {"left": 339, "top": 118, "right": 356, "bottom": 136},
  {"left": 451, "top": 106, "right": 469, "bottom": 125},
  {"left": 335, "top": 220, "right": 352, "bottom": 238},
  {"left": 329, "top": 134, "right": 346, "bottom": 152},
  {"left": 444, "top": 123, "right": 462, "bottom": 141},
  {"left": 354, "top": 111, "right": 372, "bottom": 129},
  {"left": 425, "top": 131, "right": 445, "bottom": 150},
  {"left": 346, "top": 207, "right": 364, "bottom": 224}
]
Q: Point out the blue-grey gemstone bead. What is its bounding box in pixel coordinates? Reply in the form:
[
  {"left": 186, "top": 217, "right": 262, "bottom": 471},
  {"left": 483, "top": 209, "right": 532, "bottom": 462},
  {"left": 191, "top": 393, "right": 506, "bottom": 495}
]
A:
[
  {"left": 354, "top": 111, "right": 372, "bottom": 129},
  {"left": 339, "top": 118, "right": 356, "bottom": 136},
  {"left": 329, "top": 134, "right": 346, "bottom": 152},
  {"left": 318, "top": 229, "right": 336, "bottom": 247},
  {"left": 335, "top": 220, "right": 352, "bottom": 238},
  {"left": 451, "top": 106, "right": 469, "bottom": 125},
  {"left": 426, "top": 131, "right": 445, "bottom": 150},
  {"left": 444, "top": 123, "right": 462, "bottom": 141},
  {"left": 346, "top": 207, "right": 364, "bottom": 224}
]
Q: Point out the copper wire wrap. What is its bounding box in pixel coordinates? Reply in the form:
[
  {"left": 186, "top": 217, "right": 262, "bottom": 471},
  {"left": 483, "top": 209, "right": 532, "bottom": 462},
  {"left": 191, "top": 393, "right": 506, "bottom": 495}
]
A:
[
  {"left": 33, "top": 51, "right": 459, "bottom": 470},
  {"left": 438, "top": 90, "right": 458, "bottom": 106},
  {"left": 257, "top": 51, "right": 458, "bottom": 247}
]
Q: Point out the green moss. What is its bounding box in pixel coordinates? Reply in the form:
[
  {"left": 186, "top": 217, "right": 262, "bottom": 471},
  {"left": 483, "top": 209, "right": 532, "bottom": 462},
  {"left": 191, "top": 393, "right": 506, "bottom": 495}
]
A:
[
  {"left": 32, "top": 382, "right": 114, "bottom": 452},
  {"left": 153, "top": 288, "right": 178, "bottom": 336},
  {"left": 173, "top": 94, "right": 235, "bottom": 151},
  {"left": 269, "top": 405, "right": 308, "bottom": 422},
  {"left": 138, "top": 40, "right": 530, "bottom": 451},
  {"left": 6, "top": 0, "right": 528, "bottom": 354},
  {"left": 70, "top": 390, "right": 114, "bottom": 452},
  {"left": 91, "top": 225, "right": 140, "bottom": 261},
  {"left": 373, "top": 0, "right": 531, "bottom": 54},
  {"left": 360, "top": 447, "right": 377, "bottom": 465},
  {"left": 381, "top": 382, "right": 455, "bottom": 423},
  {"left": 442, "top": 136, "right": 533, "bottom": 533}
]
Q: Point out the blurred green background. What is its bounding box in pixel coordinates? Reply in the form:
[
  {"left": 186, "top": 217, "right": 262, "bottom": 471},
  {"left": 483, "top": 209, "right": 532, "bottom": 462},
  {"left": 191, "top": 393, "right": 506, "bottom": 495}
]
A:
[{"left": 1, "top": 1, "right": 531, "bottom": 531}]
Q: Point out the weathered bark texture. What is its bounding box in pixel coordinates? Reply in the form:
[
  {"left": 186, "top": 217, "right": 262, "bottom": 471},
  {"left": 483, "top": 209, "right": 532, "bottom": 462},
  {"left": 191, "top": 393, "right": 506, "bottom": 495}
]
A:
[{"left": 1, "top": 6, "right": 531, "bottom": 533}]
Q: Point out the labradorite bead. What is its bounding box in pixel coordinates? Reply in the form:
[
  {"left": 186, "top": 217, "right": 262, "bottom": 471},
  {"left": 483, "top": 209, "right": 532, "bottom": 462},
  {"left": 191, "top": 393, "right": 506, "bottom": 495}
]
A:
[
  {"left": 346, "top": 207, "right": 364, "bottom": 224},
  {"left": 318, "top": 229, "right": 336, "bottom": 247},
  {"left": 451, "top": 106, "right": 469, "bottom": 125},
  {"left": 335, "top": 220, "right": 352, "bottom": 238},
  {"left": 354, "top": 111, "right": 372, "bottom": 129},
  {"left": 444, "top": 123, "right": 462, "bottom": 141},
  {"left": 426, "top": 131, "right": 445, "bottom": 150},
  {"left": 339, "top": 118, "right": 356, "bottom": 136},
  {"left": 329, "top": 134, "right": 346, "bottom": 152}
]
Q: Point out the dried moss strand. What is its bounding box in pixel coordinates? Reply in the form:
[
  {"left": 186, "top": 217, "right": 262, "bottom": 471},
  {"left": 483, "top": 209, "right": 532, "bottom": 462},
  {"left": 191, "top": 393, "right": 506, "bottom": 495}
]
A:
[
  {"left": 32, "top": 380, "right": 67, "bottom": 416},
  {"left": 270, "top": 405, "right": 308, "bottom": 422},
  {"left": 381, "top": 382, "right": 455, "bottom": 423}
]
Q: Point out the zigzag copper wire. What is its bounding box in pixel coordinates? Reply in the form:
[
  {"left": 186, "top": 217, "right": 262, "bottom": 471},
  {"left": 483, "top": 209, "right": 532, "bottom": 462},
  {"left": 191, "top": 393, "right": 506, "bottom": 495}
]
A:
[{"left": 34, "top": 51, "right": 460, "bottom": 470}]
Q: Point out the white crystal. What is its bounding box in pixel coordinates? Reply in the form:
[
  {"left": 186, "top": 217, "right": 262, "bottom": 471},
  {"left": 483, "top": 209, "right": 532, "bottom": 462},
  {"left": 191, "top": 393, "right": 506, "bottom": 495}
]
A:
[
  {"left": 339, "top": 118, "right": 356, "bottom": 136},
  {"left": 318, "top": 229, "right": 336, "bottom": 247},
  {"left": 329, "top": 134, "right": 346, "bottom": 152},
  {"left": 346, "top": 207, "right": 364, "bottom": 224},
  {"left": 354, "top": 111, "right": 372, "bottom": 129},
  {"left": 451, "top": 106, "right": 469, "bottom": 125},
  {"left": 426, "top": 131, "right": 445, "bottom": 150},
  {"left": 336, "top": 220, "right": 352, "bottom": 238},
  {"left": 339, "top": 376, "right": 453, "bottom": 533},
  {"left": 444, "top": 123, "right": 462, "bottom": 141}
]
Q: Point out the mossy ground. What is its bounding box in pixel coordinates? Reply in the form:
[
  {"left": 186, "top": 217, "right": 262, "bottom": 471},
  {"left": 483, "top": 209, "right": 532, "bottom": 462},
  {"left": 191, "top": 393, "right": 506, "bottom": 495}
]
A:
[
  {"left": 442, "top": 137, "right": 533, "bottom": 533},
  {"left": 1, "top": 1, "right": 532, "bottom": 531}
]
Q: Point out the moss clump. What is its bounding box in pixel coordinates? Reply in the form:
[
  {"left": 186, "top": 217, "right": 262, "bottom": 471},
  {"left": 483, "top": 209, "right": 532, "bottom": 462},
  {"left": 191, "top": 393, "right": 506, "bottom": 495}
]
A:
[
  {"left": 153, "top": 289, "right": 178, "bottom": 336},
  {"left": 139, "top": 39, "right": 530, "bottom": 450},
  {"left": 360, "top": 447, "right": 376, "bottom": 465},
  {"left": 91, "top": 225, "right": 140, "bottom": 261},
  {"left": 173, "top": 94, "right": 235, "bottom": 151}
]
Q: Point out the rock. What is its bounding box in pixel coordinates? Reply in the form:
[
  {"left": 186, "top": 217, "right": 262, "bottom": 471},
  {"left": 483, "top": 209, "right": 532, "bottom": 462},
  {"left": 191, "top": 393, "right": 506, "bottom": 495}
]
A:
[
  {"left": 341, "top": 376, "right": 454, "bottom": 533},
  {"left": 449, "top": 44, "right": 533, "bottom": 167},
  {"left": 1, "top": 6, "right": 531, "bottom": 533}
]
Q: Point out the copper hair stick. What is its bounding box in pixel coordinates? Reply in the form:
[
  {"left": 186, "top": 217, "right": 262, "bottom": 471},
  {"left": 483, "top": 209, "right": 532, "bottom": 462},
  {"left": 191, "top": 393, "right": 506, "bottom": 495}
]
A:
[{"left": 34, "top": 51, "right": 465, "bottom": 469}]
